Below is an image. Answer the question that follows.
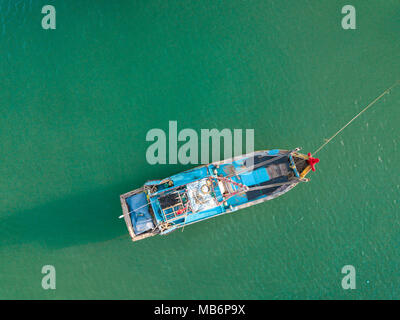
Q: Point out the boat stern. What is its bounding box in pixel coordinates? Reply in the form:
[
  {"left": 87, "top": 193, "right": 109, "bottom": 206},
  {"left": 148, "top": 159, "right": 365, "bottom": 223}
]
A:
[{"left": 119, "top": 188, "right": 158, "bottom": 242}]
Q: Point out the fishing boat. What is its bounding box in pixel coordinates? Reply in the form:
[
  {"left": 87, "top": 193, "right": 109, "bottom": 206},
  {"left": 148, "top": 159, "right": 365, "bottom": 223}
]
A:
[{"left": 119, "top": 148, "right": 320, "bottom": 242}]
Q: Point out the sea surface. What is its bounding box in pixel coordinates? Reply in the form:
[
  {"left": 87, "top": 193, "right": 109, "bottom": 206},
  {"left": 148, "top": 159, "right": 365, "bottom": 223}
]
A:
[{"left": 1, "top": 0, "right": 399, "bottom": 299}]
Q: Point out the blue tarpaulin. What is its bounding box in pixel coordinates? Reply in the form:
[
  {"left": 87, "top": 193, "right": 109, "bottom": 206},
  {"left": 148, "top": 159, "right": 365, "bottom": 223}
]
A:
[
  {"left": 126, "top": 193, "right": 154, "bottom": 235},
  {"left": 240, "top": 167, "right": 270, "bottom": 186}
]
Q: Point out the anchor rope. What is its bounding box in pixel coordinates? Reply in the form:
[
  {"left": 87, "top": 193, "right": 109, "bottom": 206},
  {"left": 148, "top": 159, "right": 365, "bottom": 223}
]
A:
[{"left": 312, "top": 80, "right": 400, "bottom": 156}]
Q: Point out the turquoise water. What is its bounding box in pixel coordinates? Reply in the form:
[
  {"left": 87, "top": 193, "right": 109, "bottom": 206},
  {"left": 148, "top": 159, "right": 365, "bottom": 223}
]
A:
[{"left": 1, "top": 0, "right": 399, "bottom": 299}]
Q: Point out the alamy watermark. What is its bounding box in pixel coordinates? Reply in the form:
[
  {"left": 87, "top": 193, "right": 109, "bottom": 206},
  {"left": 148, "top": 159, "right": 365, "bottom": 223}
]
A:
[
  {"left": 146, "top": 121, "right": 254, "bottom": 165},
  {"left": 41, "top": 5, "right": 56, "bottom": 30},
  {"left": 41, "top": 265, "right": 56, "bottom": 290},
  {"left": 341, "top": 265, "right": 356, "bottom": 290},
  {"left": 39, "top": 5, "right": 356, "bottom": 31},
  {"left": 341, "top": 5, "right": 356, "bottom": 30}
]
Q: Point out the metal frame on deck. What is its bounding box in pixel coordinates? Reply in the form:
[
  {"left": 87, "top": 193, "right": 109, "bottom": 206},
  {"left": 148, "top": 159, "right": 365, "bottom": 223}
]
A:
[{"left": 159, "top": 190, "right": 191, "bottom": 223}]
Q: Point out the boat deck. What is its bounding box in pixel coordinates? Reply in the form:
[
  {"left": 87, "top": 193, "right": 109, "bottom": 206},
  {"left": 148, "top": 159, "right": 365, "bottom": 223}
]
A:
[{"left": 120, "top": 149, "right": 307, "bottom": 241}]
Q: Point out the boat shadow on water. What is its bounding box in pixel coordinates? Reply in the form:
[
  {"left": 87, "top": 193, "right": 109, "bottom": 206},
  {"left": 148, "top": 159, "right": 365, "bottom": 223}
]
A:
[{"left": 0, "top": 182, "right": 138, "bottom": 249}]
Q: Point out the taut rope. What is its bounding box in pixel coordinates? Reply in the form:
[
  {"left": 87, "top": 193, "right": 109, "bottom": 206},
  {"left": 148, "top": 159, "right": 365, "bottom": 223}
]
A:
[{"left": 312, "top": 80, "right": 400, "bottom": 156}]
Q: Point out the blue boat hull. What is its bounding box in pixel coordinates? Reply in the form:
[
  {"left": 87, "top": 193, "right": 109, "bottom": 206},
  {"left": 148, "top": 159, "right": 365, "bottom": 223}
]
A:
[{"left": 120, "top": 148, "right": 312, "bottom": 242}]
